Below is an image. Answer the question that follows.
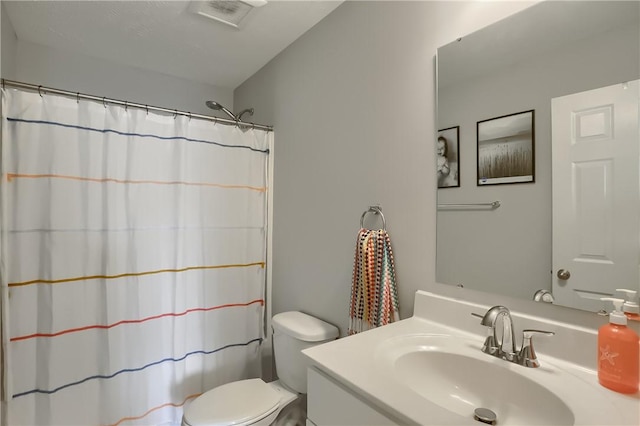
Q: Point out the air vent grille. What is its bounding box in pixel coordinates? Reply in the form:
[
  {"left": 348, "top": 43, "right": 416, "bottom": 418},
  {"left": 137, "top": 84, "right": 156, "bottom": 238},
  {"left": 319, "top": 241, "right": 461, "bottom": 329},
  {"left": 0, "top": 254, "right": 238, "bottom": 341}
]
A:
[{"left": 190, "top": 1, "right": 259, "bottom": 29}]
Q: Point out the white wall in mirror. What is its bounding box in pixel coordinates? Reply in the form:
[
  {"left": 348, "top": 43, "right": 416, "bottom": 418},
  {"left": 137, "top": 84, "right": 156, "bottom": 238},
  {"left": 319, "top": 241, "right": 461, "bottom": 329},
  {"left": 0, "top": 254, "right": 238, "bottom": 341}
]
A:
[{"left": 436, "top": 1, "right": 640, "bottom": 311}]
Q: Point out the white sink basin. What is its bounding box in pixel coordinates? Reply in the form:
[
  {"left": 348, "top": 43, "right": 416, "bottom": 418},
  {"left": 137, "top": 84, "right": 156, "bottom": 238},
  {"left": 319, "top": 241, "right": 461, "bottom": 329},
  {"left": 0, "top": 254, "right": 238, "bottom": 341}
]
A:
[
  {"left": 376, "top": 334, "right": 575, "bottom": 425},
  {"left": 304, "top": 293, "right": 639, "bottom": 425}
]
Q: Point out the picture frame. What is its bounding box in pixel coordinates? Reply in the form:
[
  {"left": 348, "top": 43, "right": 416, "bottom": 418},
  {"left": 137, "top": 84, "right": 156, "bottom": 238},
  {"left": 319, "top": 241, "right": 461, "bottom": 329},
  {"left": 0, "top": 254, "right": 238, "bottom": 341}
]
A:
[
  {"left": 437, "top": 126, "right": 460, "bottom": 188},
  {"left": 477, "top": 110, "right": 535, "bottom": 186}
]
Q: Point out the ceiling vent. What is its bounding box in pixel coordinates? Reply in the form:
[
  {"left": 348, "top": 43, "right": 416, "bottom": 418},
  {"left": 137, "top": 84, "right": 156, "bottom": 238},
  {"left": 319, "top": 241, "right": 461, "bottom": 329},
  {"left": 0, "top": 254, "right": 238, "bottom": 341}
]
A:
[{"left": 190, "top": 1, "right": 267, "bottom": 29}]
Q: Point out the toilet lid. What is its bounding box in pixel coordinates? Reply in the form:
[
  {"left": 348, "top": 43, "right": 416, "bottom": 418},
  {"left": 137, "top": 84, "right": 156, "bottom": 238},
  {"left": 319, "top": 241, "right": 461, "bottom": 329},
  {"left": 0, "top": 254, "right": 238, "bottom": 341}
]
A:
[{"left": 184, "top": 379, "right": 281, "bottom": 426}]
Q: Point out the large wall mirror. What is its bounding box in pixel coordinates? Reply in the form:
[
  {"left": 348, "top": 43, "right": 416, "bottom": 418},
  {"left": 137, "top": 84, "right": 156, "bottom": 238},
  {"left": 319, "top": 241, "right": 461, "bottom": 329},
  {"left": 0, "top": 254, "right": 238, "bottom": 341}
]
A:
[{"left": 436, "top": 1, "right": 639, "bottom": 313}]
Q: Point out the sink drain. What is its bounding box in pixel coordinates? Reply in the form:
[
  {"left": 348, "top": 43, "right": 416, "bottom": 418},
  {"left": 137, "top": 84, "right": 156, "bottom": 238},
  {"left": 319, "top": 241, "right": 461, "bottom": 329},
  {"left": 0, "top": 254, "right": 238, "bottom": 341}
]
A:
[{"left": 474, "top": 408, "right": 497, "bottom": 425}]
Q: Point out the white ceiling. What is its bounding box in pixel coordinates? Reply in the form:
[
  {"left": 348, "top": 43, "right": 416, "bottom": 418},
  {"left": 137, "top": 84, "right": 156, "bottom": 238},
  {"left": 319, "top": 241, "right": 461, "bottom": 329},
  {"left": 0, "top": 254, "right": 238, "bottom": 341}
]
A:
[{"left": 3, "top": 0, "right": 343, "bottom": 90}]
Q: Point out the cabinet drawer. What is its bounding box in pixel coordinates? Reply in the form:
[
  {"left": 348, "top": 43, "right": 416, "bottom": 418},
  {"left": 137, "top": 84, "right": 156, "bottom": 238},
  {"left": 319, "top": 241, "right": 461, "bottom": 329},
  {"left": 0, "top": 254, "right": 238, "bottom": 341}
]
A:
[{"left": 307, "top": 367, "right": 398, "bottom": 425}]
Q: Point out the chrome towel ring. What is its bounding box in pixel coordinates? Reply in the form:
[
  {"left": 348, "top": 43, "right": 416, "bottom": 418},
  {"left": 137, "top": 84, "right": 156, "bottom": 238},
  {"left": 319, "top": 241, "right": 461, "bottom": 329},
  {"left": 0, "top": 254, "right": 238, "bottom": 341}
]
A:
[{"left": 360, "top": 206, "right": 386, "bottom": 230}]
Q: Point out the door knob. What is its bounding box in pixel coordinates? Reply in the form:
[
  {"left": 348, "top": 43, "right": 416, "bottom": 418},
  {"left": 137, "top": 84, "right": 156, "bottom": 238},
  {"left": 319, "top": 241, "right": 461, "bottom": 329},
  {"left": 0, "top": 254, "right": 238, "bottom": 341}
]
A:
[{"left": 557, "top": 269, "right": 571, "bottom": 280}]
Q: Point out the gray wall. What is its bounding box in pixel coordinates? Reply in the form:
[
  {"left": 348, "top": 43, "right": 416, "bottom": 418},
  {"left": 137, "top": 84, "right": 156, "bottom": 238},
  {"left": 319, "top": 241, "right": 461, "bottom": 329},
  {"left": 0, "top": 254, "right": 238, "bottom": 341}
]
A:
[
  {"left": 6, "top": 39, "right": 232, "bottom": 117},
  {"left": 437, "top": 22, "right": 640, "bottom": 301},
  {"left": 234, "top": 0, "right": 537, "bottom": 335},
  {"left": 1, "top": 2, "right": 18, "bottom": 79}
]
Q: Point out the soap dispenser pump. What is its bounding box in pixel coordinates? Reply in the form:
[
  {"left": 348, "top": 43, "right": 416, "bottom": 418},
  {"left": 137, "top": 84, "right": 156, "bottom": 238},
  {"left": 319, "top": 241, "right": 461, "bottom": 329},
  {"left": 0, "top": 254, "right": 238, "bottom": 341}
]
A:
[
  {"left": 597, "top": 298, "right": 639, "bottom": 394},
  {"left": 616, "top": 288, "right": 640, "bottom": 321}
]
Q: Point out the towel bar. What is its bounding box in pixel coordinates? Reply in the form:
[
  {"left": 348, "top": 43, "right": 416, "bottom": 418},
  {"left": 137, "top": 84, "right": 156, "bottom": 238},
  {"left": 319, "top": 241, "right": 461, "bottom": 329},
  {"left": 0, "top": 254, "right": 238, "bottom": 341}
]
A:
[
  {"left": 360, "top": 206, "right": 386, "bottom": 230},
  {"left": 437, "top": 201, "right": 501, "bottom": 209}
]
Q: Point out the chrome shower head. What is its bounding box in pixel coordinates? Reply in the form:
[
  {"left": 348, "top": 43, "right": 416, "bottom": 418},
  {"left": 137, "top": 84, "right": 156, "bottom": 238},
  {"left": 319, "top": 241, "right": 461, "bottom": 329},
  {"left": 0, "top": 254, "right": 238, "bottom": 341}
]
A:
[
  {"left": 205, "top": 100, "right": 236, "bottom": 120},
  {"left": 205, "top": 100, "right": 221, "bottom": 110}
]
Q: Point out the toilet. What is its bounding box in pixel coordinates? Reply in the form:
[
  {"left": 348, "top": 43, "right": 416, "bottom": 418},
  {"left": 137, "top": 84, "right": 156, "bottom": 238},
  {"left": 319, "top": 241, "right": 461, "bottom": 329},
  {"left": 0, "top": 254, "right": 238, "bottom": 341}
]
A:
[{"left": 182, "top": 311, "right": 339, "bottom": 426}]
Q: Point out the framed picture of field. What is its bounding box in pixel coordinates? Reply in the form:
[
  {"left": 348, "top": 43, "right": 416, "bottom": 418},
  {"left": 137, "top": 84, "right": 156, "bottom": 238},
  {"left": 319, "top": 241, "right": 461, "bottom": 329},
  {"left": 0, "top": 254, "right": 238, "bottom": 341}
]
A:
[
  {"left": 437, "top": 126, "right": 460, "bottom": 188},
  {"left": 477, "top": 110, "right": 535, "bottom": 186}
]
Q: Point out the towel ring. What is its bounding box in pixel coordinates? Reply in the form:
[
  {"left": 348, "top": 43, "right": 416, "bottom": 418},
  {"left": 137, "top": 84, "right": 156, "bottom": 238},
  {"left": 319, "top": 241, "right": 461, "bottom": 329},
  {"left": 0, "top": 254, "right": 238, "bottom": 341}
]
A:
[{"left": 360, "top": 206, "right": 386, "bottom": 230}]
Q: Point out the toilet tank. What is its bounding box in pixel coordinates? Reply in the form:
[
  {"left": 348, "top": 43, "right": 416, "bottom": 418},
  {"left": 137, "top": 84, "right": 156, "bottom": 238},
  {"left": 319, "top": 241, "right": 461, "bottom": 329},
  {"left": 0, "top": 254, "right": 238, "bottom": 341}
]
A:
[{"left": 272, "top": 311, "right": 339, "bottom": 394}]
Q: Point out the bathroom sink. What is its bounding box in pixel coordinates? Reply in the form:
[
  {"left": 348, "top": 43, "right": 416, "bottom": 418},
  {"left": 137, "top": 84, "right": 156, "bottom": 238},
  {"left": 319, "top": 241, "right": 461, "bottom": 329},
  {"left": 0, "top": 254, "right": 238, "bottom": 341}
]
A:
[
  {"left": 304, "top": 293, "right": 638, "bottom": 425},
  {"left": 375, "top": 334, "right": 575, "bottom": 425}
]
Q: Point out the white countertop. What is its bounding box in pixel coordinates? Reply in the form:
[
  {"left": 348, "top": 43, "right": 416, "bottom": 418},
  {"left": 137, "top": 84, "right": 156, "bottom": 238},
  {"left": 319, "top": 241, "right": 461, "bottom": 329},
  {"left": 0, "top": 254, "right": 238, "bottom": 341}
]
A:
[{"left": 302, "top": 291, "right": 640, "bottom": 425}]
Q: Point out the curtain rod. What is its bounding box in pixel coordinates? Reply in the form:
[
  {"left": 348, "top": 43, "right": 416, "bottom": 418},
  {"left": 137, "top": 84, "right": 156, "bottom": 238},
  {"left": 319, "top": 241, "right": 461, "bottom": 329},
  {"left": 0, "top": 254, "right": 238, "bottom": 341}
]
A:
[{"left": 1, "top": 79, "right": 273, "bottom": 132}]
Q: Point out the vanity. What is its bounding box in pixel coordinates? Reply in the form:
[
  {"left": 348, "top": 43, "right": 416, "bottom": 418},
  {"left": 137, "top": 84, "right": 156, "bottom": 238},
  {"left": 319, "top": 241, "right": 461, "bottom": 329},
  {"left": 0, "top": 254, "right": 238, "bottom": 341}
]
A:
[{"left": 303, "top": 290, "right": 639, "bottom": 425}]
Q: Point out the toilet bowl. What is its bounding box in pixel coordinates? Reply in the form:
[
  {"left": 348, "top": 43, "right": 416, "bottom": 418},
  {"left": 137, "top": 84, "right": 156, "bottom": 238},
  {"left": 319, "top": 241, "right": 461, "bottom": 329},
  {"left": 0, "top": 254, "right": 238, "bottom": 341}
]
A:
[{"left": 182, "top": 311, "right": 339, "bottom": 426}]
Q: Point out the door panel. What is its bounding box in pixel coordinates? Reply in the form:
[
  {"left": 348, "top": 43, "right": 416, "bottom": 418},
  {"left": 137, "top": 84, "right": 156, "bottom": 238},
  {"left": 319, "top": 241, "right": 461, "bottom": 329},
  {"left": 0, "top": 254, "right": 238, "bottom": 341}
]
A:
[{"left": 552, "top": 80, "right": 639, "bottom": 311}]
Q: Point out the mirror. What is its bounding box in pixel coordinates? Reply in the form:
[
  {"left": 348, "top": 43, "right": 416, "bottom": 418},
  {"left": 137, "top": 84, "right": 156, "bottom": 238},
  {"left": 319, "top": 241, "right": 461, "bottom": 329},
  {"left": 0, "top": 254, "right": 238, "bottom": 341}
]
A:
[{"left": 436, "top": 1, "right": 640, "bottom": 312}]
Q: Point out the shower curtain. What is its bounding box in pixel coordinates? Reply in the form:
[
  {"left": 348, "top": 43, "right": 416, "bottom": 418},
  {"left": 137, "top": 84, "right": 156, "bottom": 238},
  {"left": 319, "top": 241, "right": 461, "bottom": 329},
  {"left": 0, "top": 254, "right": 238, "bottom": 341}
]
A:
[{"left": 0, "top": 88, "right": 272, "bottom": 425}]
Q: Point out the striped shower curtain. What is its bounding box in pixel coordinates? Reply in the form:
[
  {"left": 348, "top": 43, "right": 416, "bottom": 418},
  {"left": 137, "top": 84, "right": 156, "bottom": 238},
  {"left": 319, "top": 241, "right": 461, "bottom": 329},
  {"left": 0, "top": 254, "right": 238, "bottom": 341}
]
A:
[{"left": 0, "top": 88, "right": 272, "bottom": 425}]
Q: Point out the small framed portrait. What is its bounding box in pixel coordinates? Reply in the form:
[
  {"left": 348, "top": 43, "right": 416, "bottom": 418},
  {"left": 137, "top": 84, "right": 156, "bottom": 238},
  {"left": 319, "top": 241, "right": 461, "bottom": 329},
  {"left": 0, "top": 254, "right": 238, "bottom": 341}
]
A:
[
  {"left": 437, "top": 126, "right": 460, "bottom": 188},
  {"left": 477, "top": 110, "right": 535, "bottom": 186}
]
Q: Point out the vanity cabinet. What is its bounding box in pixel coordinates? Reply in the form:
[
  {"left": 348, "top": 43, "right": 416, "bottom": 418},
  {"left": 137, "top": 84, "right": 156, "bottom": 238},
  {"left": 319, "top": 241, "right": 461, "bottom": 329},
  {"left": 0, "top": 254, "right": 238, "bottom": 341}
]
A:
[{"left": 306, "top": 367, "right": 399, "bottom": 426}]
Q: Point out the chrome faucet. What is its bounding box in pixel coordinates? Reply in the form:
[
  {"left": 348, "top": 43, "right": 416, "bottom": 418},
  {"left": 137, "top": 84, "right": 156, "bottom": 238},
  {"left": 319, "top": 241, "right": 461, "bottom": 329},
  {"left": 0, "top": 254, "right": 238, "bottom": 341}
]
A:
[{"left": 472, "top": 306, "right": 554, "bottom": 368}]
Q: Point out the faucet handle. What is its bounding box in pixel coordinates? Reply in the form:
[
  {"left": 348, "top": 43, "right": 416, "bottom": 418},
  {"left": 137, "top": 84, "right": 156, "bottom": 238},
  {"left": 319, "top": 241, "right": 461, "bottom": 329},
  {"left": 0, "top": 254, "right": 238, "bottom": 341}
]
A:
[{"left": 518, "top": 329, "right": 555, "bottom": 368}]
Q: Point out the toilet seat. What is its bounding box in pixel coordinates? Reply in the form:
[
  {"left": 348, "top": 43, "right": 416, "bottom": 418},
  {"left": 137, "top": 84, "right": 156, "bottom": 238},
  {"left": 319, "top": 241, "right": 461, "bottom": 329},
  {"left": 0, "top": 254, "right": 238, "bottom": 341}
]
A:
[{"left": 183, "top": 379, "right": 281, "bottom": 426}]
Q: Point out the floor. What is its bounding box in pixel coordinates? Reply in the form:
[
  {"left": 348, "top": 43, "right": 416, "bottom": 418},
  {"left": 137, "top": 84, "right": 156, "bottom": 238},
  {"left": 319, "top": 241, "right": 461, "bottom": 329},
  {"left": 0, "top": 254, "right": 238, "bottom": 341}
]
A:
[{"left": 273, "top": 395, "right": 306, "bottom": 426}]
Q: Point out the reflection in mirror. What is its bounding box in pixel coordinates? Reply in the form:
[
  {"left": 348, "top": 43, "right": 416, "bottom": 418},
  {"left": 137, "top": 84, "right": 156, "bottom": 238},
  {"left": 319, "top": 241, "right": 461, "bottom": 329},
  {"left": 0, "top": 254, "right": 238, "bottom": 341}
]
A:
[{"left": 436, "top": 1, "right": 639, "bottom": 313}]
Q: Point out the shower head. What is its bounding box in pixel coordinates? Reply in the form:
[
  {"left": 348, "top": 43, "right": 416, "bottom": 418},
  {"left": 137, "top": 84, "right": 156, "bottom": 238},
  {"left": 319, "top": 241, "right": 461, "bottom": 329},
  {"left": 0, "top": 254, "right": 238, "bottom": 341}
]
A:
[{"left": 205, "top": 100, "right": 237, "bottom": 120}]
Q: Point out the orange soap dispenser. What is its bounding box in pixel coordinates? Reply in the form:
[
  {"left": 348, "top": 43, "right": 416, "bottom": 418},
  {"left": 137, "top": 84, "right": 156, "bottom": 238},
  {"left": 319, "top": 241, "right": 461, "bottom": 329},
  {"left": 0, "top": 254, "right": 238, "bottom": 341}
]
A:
[
  {"left": 617, "top": 289, "right": 640, "bottom": 322},
  {"left": 598, "top": 298, "right": 639, "bottom": 394}
]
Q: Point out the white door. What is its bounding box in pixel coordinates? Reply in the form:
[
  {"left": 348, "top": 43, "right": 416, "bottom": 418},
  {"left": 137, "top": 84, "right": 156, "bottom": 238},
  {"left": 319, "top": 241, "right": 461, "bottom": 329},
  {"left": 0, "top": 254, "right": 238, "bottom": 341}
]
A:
[{"left": 552, "top": 80, "right": 639, "bottom": 312}]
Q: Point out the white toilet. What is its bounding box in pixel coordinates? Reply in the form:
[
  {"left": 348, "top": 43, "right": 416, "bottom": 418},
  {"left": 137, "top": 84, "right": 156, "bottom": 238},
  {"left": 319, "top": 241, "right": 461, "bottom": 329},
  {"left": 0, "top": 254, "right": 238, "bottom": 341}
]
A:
[{"left": 182, "top": 311, "right": 339, "bottom": 426}]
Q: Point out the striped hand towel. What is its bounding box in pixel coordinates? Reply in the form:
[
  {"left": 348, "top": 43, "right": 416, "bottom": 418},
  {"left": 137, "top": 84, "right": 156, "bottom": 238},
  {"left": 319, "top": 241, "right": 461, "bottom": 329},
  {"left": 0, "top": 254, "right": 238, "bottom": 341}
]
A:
[{"left": 348, "top": 228, "right": 399, "bottom": 335}]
